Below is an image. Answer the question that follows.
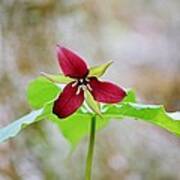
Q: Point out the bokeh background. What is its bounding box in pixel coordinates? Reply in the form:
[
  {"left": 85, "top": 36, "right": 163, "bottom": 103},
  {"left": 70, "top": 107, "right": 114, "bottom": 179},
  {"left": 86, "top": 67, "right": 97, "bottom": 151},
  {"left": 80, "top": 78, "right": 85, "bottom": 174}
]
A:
[{"left": 0, "top": 0, "right": 180, "bottom": 179}]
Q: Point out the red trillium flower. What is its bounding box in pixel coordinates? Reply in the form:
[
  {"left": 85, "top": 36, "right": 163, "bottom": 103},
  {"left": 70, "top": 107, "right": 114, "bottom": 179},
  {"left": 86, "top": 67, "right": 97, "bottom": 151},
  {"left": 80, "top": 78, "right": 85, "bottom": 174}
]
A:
[{"left": 53, "top": 45, "right": 126, "bottom": 118}]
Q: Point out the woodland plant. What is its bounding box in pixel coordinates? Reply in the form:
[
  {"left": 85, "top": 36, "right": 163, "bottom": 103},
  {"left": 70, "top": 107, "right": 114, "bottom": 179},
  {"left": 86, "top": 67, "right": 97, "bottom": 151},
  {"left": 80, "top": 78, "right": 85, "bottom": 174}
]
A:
[{"left": 0, "top": 46, "right": 180, "bottom": 180}]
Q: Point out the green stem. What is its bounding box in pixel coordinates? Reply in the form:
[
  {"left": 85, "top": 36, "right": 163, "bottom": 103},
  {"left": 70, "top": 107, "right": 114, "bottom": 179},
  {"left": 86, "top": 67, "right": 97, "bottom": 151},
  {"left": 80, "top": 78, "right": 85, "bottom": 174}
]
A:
[{"left": 85, "top": 115, "right": 96, "bottom": 180}]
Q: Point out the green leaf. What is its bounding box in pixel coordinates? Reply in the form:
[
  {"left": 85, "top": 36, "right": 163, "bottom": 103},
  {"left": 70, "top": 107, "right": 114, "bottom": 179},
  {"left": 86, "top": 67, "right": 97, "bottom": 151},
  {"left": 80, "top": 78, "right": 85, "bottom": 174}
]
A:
[
  {"left": 41, "top": 72, "right": 72, "bottom": 84},
  {"left": 29, "top": 100, "right": 105, "bottom": 149},
  {"left": 105, "top": 102, "right": 180, "bottom": 136},
  {"left": 89, "top": 61, "right": 113, "bottom": 77},
  {"left": 0, "top": 101, "right": 54, "bottom": 144},
  {"left": 0, "top": 109, "right": 43, "bottom": 143},
  {"left": 49, "top": 113, "right": 109, "bottom": 149},
  {"left": 48, "top": 89, "right": 136, "bottom": 149},
  {"left": 85, "top": 90, "right": 101, "bottom": 116},
  {"left": 27, "top": 77, "right": 60, "bottom": 109},
  {"left": 122, "top": 89, "right": 136, "bottom": 103}
]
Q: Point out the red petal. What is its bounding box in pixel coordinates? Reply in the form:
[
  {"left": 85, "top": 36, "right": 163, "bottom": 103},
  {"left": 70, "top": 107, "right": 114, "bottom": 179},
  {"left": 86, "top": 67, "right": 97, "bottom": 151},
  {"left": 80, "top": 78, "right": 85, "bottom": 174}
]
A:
[
  {"left": 56, "top": 45, "right": 89, "bottom": 78},
  {"left": 89, "top": 77, "right": 126, "bottom": 103},
  {"left": 53, "top": 82, "right": 84, "bottom": 118}
]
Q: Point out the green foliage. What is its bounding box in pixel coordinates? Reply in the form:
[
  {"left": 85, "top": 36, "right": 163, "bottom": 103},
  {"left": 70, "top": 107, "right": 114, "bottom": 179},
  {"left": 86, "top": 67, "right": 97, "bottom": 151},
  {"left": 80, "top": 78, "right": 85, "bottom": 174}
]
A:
[
  {"left": 27, "top": 77, "right": 60, "bottom": 109},
  {"left": 105, "top": 103, "right": 180, "bottom": 135},
  {"left": 41, "top": 72, "right": 72, "bottom": 84},
  {"left": 0, "top": 77, "right": 179, "bottom": 146},
  {"left": 89, "top": 61, "right": 113, "bottom": 77},
  {"left": 0, "top": 101, "right": 55, "bottom": 144},
  {"left": 122, "top": 89, "right": 136, "bottom": 103},
  {"left": 49, "top": 113, "right": 109, "bottom": 148},
  {"left": 85, "top": 90, "right": 101, "bottom": 116},
  {"left": 0, "top": 109, "right": 43, "bottom": 143}
]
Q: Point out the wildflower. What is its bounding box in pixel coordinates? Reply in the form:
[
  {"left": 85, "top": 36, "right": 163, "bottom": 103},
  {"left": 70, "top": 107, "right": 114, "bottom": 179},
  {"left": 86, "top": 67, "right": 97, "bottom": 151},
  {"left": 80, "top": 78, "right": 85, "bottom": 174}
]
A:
[{"left": 53, "top": 46, "right": 126, "bottom": 118}]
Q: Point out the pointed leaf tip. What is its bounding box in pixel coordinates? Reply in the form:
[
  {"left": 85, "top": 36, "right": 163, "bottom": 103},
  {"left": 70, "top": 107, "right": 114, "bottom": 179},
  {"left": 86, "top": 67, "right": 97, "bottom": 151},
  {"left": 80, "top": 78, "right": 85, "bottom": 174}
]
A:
[
  {"left": 89, "top": 60, "right": 113, "bottom": 78},
  {"left": 85, "top": 90, "right": 102, "bottom": 117},
  {"left": 41, "top": 72, "right": 72, "bottom": 84},
  {"left": 105, "top": 102, "right": 180, "bottom": 136}
]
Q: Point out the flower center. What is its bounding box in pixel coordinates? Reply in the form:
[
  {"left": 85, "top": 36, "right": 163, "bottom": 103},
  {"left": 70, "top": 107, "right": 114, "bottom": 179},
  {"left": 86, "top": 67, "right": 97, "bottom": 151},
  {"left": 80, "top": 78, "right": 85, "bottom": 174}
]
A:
[
  {"left": 73, "top": 78, "right": 92, "bottom": 95},
  {"left": 77, "top": 78, "right": 89, "bottom": 86}
]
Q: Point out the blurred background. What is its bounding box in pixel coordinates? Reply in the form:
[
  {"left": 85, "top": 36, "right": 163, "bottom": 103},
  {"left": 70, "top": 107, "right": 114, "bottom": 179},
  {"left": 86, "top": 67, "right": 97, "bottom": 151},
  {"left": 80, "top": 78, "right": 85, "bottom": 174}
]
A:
[{"left": 0, "top": 0, "right": 180, "bottom": 179}]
